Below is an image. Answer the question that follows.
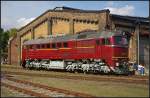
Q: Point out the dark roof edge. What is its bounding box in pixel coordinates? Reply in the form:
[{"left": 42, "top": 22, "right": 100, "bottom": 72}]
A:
[
  {"left": 110, "top": 14, "right": 149, "bottom": 21},
  {"left": 17, "top": 8, "right": 109, "bottom": 32}
]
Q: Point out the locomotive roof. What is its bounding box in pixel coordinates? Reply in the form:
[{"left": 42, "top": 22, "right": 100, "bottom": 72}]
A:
[{"left": 23, "top": 30, "right": 122, "bottom": 45}]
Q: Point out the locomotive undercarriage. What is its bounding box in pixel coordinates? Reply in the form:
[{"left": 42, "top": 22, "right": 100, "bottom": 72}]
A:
[
  {"left": 24, "top": 59, "right": 111, "bottom": 74},
  {"left": 23, "top": 58, "right": 129, "bottom": 75}
]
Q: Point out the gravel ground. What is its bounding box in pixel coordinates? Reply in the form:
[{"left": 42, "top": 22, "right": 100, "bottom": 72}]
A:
[
  {"left": 1, "top": 86, "right": 32, "bottom": 97},
  {"left": 2, "top": 78, "right": 74, "bottom": 97}
]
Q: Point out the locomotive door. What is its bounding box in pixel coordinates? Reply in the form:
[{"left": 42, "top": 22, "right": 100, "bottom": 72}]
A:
[{"left": 95, "top": 39, "right": 102, "bottom": 58}]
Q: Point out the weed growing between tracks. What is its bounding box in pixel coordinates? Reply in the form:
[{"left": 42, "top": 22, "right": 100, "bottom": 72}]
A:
[{"left": 12, "top": 74, "right": 149, "bottom": 97}]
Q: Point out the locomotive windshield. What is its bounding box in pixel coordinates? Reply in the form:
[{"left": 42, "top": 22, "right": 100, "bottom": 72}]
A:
[{"left": 114, "top": 36, "right": 128, "bottom": 45}]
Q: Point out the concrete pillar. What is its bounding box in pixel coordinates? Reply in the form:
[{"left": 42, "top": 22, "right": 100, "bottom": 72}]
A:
[
  {"left": 69, "top": 19, "right": 74, "bottom": 34},
  {"left": 97, "top": 19, "right": 102, "bottom": 32},
  {"left": 8, "top": 40, "right": 11, "bottom": 65},
  {"left": 135, "top": 23, "right": 140, "bottom": 65},
  {"left": 17, "top": 34, "right": 21, "bottom": 66},
  {"left": 47, "top": 18, "right": 52, "bottom": 35},
  {"left": 97, "top": 10, "right": 110, "bottom": 32},
  {"left": 31, "top": 28, "right": 34, "bottom": 39}
]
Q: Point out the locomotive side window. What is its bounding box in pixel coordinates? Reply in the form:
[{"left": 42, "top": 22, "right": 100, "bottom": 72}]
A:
[
  {"left": 63, "top": 42, "right": 68, "bottom": 47},
  {"left": 105, "top": 38, "right": 111, "bottom": 45},
  {"left": 101, "top": 39, "right": 105, "bottom": 45},
  {"left": 57, "top": 43, "right": 61, "bottom": 48},
  {"left": 26, "top": 45, "right": 29, "bottom": 50},
  {"left": 46, "top": 44, "right": 50, "bottom": 48},
  {"left": 30, "top": 45, "right": 33, "bottom": 49},
  {"left": 52, "top": 43, "right": 56, "bottom": 48},
  {"left": 96, "top": 40, "right": 100, "bottom": 45},
  {"left": 37, "top": 44, "right": 40, "bottom": 49},
  {"left": 41, "top": 44, "right": 45, "bottom": 48}
]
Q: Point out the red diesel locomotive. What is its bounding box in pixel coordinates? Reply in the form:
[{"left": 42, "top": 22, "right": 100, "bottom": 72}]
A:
[{"left": 22, "top": 30, "right": 129, "bottom": 74}]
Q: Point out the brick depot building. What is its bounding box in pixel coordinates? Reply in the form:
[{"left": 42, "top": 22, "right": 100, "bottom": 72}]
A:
[{"left": 8, "top": 6, "right": 149, "bottom": 69}]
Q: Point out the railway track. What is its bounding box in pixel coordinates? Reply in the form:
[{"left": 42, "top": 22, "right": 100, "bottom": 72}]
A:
[
  {"left": 2, "top": 66, "right": 149, "bottom": 79},
  {"left": 2, "top": 71, "right": 149, "bottom": 85},
  {"left": 1, "top": 75, "right": 94, "bottom": 97}
]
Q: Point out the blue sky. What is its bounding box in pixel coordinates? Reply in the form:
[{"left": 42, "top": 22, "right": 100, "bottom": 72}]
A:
[{"left": 1, "top": 1, "right": 149, "bottom": 31}]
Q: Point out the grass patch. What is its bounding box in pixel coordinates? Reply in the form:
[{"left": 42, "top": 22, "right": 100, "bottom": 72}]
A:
[
  {"left": 1, "top": 86, "right": 20, "bottom": 97},
  {"left": 14, "top": 75, "right": 149, "bottom": 97}
]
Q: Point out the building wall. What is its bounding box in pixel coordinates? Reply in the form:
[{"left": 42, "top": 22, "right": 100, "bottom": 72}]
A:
[
  {"left": 8, "top": 36, "right": 18, "bottom": 65},
  {"left": 34, "top": 21, "right": 48, "bottom": 39},
  {"left": 139, "top": 36, "right": 149, "bottom": 69},
  {"left": 74, "top": 21, "right": 98, "bottom": 33},
  {"left": 52, "top": 19, "right": 70, "bottom": 35}
]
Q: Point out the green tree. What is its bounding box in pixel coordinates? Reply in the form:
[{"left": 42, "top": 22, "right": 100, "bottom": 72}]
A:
[
  {"left": 9, "top": 28, "right": 17, "bottom": 37},
  {"left": 0, "top": 28, "right": 7, "bottom": 64},
  {"left": 0, "top": 28, "right": 18, "bottom": 64}
]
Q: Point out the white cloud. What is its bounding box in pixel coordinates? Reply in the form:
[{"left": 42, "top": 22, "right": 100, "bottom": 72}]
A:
[
  {"left": 16, "top": 17, "right": 35, "bottom": 28},
  {"left": 105, "top": 5, "right": 135, "bottom": 15},
  {"left": 1, "top": 17, "right": 35, "bottom": 31}
]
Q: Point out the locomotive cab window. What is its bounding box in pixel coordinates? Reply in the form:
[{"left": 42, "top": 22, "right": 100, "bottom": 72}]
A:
[
  {"left": 52, "top": 43, "right": 56, "bottom": 48},
  {"left": 63, "top": 42, "right": 68, "bottom": 47}
]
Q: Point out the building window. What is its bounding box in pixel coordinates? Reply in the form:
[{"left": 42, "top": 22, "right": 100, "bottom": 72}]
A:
[
  {"left": 57, "top": 43, "right": 61, "bottom": 48},
  {"left": 52, "top": 43, "right": 56, "bottom": 48}
]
